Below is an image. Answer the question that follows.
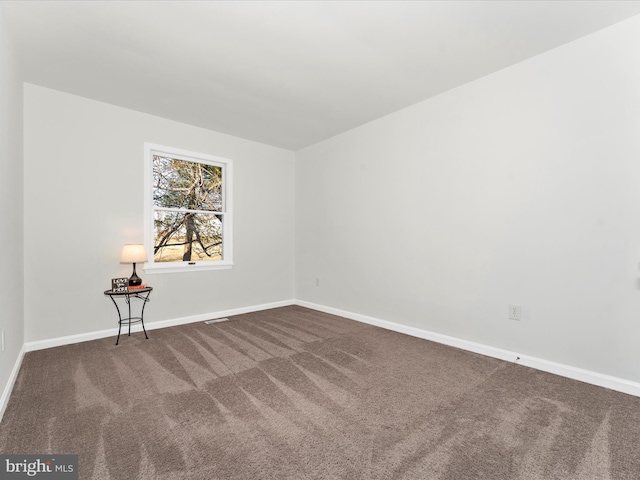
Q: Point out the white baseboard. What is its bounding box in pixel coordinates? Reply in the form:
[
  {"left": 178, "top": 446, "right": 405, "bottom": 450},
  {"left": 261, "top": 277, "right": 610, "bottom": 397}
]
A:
[
  {"left": 295, "top": 300, "right": 640, "bottom": 398},
  {"left": 16, "top": 297, "right": 640, "bottom": 399},
  {"left": 0, "top": 344, "right": 25, "bottom": 423},
  {"left": 24, "top": 299, "right": 295, "bottom": 352}
]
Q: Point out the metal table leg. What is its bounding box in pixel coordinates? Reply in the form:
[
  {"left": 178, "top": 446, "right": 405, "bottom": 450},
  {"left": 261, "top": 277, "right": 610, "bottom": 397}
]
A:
[
  {"left": 139, "top": 290, "right": 150, "bottom": 339},
  {"left": 109, "top": 296, "right": 124, "bottom": 345}
]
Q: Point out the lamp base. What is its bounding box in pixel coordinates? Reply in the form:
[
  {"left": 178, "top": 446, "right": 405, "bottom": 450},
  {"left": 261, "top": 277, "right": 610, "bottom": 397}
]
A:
[{"left": 129, "top": 263, "right": 142, "bottom": 287}]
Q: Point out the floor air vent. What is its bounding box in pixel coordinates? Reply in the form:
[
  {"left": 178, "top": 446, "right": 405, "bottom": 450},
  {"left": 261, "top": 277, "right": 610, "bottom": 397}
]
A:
[{"left": 204, "top": 318, "right": 230, "bottom": 325}]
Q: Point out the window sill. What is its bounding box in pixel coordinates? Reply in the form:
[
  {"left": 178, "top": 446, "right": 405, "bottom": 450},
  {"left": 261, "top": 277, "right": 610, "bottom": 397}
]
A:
[{"left": 143, "top": 262, "right": 233, "bottom": 274}]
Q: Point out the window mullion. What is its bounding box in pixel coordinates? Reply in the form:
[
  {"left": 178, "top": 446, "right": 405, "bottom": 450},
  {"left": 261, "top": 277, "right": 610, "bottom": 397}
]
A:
[{"left": 154, "top": 206, "right": 225, "bottom": 216}]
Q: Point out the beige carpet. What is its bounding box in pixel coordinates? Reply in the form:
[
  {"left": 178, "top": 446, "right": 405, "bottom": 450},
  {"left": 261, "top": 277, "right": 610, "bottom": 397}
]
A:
[{"left": 1, "top": 306, "right": 640, "bottom": 479}]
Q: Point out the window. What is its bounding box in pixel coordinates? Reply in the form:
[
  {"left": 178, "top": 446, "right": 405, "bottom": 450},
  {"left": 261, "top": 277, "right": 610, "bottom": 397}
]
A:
[{"left": 144, "top": 143, "right": 233, "bottom": 273}]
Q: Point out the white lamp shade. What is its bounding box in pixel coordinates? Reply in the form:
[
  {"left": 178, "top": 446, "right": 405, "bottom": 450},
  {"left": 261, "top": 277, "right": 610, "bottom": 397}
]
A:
[{"left": 120, "top": 244, "right": 148, "bottom": 264}]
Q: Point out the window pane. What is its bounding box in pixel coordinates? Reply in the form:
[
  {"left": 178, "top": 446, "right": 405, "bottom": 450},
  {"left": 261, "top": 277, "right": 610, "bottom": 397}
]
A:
[
  {"left": 154, "top": 210, "right": 223, "bottom": 262},
  {"left": 153, "top": 155, "right": 223, "bottom": 211}
]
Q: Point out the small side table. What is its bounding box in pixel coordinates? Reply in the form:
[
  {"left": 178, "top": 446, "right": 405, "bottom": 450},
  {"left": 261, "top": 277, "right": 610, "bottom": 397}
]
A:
[{"left": 104, "top": 287, "right": 152, "bottom": 345}]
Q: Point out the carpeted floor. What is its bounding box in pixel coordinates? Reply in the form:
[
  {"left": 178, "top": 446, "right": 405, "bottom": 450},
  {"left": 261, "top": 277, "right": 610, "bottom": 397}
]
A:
[{"left": 1, "top": 306, "right": 640, "bottom": 479}]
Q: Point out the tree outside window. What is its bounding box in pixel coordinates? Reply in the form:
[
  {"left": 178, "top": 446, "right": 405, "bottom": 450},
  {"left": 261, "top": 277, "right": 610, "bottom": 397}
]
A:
[{"left": 144, "top": 144, "right": 233, "bottom": 272}]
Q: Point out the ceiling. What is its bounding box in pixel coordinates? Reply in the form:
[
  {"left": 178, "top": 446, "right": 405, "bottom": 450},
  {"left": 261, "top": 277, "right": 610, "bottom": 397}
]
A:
[{"left": 3, "top": 1, "right": 640, "bottom": 151}]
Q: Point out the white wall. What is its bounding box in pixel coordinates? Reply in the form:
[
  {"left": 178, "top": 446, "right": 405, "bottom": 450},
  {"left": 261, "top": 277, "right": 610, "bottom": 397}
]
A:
[
  {"left": 296, "top": 15, "right": 640, "bottom": 383},
  {"left": 0, "top": 5, "right": 24, "bottom": 408},
  {"left": 24, "top": 84, "right": 295, "bottom": 342}
]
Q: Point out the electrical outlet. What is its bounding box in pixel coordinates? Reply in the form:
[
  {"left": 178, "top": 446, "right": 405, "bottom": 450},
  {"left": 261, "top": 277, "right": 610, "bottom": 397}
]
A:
[
  {"left": 509, "top": 304, "right": 522, "bottom": 321},
  {"left": 315, "top": 277, "right": 320, "bottom": 287}
]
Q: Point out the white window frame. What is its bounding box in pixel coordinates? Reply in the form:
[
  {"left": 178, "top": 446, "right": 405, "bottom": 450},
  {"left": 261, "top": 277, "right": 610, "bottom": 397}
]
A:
[{"left": 143, "top": 143, "right": 233, "bottom": 273}]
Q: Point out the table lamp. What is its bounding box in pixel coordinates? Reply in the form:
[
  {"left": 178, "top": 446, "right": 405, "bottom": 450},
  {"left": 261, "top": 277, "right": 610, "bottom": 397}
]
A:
[{"left": 120, "top": 244, "right": 148, "bottom": 286}]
